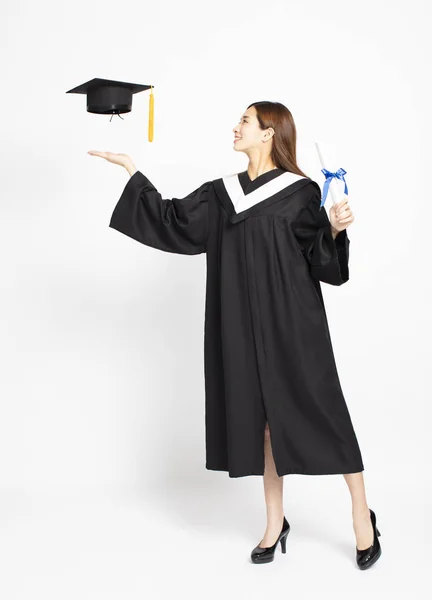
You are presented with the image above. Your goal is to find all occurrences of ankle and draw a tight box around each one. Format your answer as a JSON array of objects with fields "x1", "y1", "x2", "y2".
[
  {"x1": 352, "y1": 506, "x2": 370, "y2": 520},
  {"x1": 266, "y1": 514, "x2": 284, "y2": 528}
]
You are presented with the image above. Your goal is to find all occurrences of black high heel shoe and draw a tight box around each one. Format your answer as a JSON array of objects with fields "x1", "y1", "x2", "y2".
[
  {"x1": 251, "y1": 516, "x2": 291, "y2": 564},
  {"x1": 356, "y1": 508, "x2": 382, "y2": 570}
]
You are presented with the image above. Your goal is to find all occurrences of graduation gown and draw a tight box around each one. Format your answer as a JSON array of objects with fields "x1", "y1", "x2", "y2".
[{"x1": 109, "y1": 167, "x2": 364, "y2": 478}]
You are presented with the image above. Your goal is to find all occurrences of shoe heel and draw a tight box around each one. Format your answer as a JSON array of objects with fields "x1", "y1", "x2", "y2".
[{"x1": 280, "y1": 534, "x2": 287, "y2": 554}]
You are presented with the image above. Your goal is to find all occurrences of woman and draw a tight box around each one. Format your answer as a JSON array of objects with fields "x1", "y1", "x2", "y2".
[{"x1": 88, "y1": 101, "x2": 382, "y2": 570}]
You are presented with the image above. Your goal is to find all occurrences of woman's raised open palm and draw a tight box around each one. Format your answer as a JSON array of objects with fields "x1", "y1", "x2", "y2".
[{"x1": 87, "y1": 150, "x2": 131, "y2": 168}]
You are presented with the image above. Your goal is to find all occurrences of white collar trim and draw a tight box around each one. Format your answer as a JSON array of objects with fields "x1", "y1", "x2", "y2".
[{"x1": 222, "y1": 171, "x2": 307, "y2": 214}]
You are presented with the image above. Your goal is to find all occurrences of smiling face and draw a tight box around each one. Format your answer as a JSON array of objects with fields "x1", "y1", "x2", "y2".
[{"x1": 232, "y1": 106, "x2": 275, "y2": 153}]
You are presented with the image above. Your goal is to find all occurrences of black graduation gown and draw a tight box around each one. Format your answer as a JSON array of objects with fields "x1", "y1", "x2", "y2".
[{"x1": 109, "y1": 167, "x2": 364, "y2": 478}]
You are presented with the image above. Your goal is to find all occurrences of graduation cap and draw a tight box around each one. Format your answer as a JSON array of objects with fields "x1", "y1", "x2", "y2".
[{"x1": 66, "y1": 77, "x2": 155, "y2": 141}]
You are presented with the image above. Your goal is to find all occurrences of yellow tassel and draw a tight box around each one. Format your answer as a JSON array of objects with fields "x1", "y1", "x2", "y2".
[{"x1": 148, "y1": 85, "x2": 154, "y2": 142}]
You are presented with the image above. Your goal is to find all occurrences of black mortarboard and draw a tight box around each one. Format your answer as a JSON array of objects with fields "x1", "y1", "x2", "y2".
[{"x1": 66, "y1": 77, "x2": 155, "y2": 141}]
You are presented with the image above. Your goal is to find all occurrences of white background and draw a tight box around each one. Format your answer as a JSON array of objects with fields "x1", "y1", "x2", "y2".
[{"x1": 1, "y1": 0, "x2": 430, "y2": 597}]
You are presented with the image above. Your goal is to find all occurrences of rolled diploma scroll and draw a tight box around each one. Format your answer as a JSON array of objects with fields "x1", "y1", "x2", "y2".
[{"x1": 314, "y1": 142, "x2": 347, "y2": 206}]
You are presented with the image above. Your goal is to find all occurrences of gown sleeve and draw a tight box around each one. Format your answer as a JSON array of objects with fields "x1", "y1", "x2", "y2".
[
  {"x1": 109, "y1": 170, "x2": 211, "y2": 255},
  {"x1": 291, "y1": 183, "x2": 350, "y2": 286}
]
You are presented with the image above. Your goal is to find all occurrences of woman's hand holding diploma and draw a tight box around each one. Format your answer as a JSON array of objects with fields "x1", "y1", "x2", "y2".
[
  {"x1": 314, "y1": 142, "x2": 354, "y2": 239},
  {"x1": 87, "y1": 150, "x2": 138, "y2": 177},
  {"x1": 329, "y1": 194, "x2": 354, "y2": 237}
]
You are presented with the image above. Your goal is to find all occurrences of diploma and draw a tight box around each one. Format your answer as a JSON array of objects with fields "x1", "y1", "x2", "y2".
[{"x1": 314, "y1": 142, "x2": 348, "y2": 209}]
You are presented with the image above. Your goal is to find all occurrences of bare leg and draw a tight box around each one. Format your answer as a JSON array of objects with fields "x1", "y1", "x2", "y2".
[
  {"x1": 344, "y1": 472, "x2": 375, "y2": 550},
  {"x1": 259, "y1": 421, "x2": 285, "y2": 547}
]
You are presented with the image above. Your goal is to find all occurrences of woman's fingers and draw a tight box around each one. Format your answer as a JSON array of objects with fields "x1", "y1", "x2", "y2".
[
  {"x1": 88, "y1": 150, "x2": 116, "y2": 162},
  {"x1": 339, "y1": 214, "x2": 355, "y2": 224},
  {"x1": 335, "y1": 196, "x2": 352, "y2": 219},
  {"x1": 337, "y1": 207, "x2": 350, "y2": 218},
  {"x1": 330, "y1": 194, "x2": 354, "y2": 230},
  {"x1": 335, "y1": 196, "x2": 349, "y2": 214},
  {"x1": 336, "y1": 207, "x2": 353, "y2": 222},
  {"x1": 87, "y1": 150, "x2": 130, "y2": 167}
]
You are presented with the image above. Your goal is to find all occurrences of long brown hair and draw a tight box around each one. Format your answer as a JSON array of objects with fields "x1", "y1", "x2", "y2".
[{"x1": 247, "y1": 101, "x2": 308, "y2": 178}]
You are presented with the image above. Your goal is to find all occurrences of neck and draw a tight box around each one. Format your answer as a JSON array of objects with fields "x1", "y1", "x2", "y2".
[{"x1": 247, "y1": 157, "x2": 277, "y2": 181}]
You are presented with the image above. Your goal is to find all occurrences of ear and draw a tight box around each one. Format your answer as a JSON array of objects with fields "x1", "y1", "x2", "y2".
[{"x1": 263, "y1": 128, "x2": 275, "y2": 143}]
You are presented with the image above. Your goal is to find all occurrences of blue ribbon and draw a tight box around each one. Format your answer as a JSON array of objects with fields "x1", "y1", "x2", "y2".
[{"x1": 320, "y1": 167, "x2": 348, "y2": 210}]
